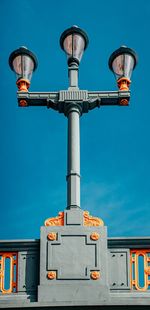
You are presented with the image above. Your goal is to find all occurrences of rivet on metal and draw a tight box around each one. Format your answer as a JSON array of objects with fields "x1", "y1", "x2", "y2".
[
  {"x1": 47, "y1": 271, "x2": 56, "y2": 280},
  {"x1": 19, "y1": 100, "x2": 28, "y2": 107},
  {"x1": 120, "y1": 98, "x2": 129, "y2": 106},
  {"x1": 90, "y1": 271, "x2": 100, "y2": 280},
  {"x1": 47, "y1": 232, "x2": 57, "y2": 241},
  {"x1": 90, "y1": 232, "x2": 100, "y2": 241}
]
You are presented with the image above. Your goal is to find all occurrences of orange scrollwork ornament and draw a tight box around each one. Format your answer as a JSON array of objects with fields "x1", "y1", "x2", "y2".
[
  {"x1": 83, "y1": 211, "x2": 104, "y2": 227},
  {"x1": 44, "y1": 210, "x2": 104, "y2": 227},
  {"x1": 45, "y1": 212, "x2": 64, "y2": 226}
]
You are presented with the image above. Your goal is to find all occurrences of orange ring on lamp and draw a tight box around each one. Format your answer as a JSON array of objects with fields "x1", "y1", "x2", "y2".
[
  {"x1": 117, "y1": 77, "x2": 131, "y2": 91},
  {"x1": 16, "y1": 78, "x2": 30, "y2": 92}
]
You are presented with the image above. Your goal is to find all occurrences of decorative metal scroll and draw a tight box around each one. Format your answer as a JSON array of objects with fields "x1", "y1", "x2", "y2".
[
  {"x1": 130, "y1": 249, "x2": 150, "y2": 291},
  {"x1": 45, "y1": 211, "x2": 104, "y2": 226},
  {"x1": 83, "y1": 211, "x2": 104, "y2": 226},
  {"x1": 45, "y1": 212, "x2": 64, "y2": 226},
  {"x1": 0, "y1": 253, "x2": 17, "y2": 294}
]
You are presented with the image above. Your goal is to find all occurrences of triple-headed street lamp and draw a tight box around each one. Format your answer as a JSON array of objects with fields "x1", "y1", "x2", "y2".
[{"x1": 9, "y1": 26, "x2": 138, "y2": 211}]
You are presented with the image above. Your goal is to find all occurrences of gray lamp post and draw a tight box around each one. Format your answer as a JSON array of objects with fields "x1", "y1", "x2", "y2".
[
  {"x1": 9, "y1": 26, "x2": 138, "y2": 211},
  {"x1": 7, "y1": 26, "x2": 140, "y2": 306}
]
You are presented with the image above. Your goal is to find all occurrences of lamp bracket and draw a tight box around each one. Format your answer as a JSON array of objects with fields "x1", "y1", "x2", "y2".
[{"x1": 17, "y1": 90, "x2": 130, "y2": 112}]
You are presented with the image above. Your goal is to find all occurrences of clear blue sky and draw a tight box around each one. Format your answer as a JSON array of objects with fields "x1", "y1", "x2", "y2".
[{"x1": 0, "y1": 0, "x2": 149, "y2": 239}]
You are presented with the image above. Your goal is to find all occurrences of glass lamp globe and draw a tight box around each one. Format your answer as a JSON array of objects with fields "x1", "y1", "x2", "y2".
[
  {"x1": 60, "y1": 25, "x2": 89, "y2": 65},
  {"x1": 109, "y1": 46, "x2": 138, "y2": 91},
  {"x1": 9, "y1": 46, "x2": 38, "y2": 91}
]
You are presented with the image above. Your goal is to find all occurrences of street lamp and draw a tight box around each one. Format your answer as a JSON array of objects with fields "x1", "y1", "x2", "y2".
[
  {"x1": 9, "y1": 26, "x2": 138, "y2": 213},
  {"x1": 60, "y1": 26, "x2": 89, "y2": 89},
  {"x1": 9, "y1": 46, "x2": 38, "y2": 93},
  {"x1": 109, "y1": 45, "x2": 138, "y2": 91},
  {"x1": 60, "y1": 25, "x2": 89, "y2": 65}
]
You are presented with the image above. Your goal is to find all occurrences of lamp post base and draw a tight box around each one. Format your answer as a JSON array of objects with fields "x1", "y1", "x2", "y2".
[{"x1": 38, "y1": 222, "x2": 109, "y2": 303}]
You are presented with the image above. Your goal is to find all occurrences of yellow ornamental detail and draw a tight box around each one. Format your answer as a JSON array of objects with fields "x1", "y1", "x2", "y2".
[
  {"x1": 45, "y1": 212, "x2": 64, "y2": 226},
  {"x1": 83, "y1": 211, "x2": 104, "y2": 226},
  {"x1": 44, "y1": 211, "x2": 104, "y2": 227}
]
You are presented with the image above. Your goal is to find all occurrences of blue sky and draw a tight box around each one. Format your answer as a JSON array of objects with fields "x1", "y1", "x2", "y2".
[{"x1": 0, "y1": 0, "x2": 150, "y2": 239}]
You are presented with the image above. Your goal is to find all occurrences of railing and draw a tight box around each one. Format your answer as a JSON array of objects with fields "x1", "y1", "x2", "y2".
[
  {"x1": 0, "y1": 252, "x2": 17, "y2": 294},
  {"x1": 108, "y1": 237, "x2": 150, "y2": 292},
  {"x1": 0, "y1": 238, "x2": 150, "y2": 299},
  {"x1": 0, "y1": 240, "x2": 40, "y2": 301},
  {"x1": 130, "y1": 249, "x2": 150, "y2": 291}
]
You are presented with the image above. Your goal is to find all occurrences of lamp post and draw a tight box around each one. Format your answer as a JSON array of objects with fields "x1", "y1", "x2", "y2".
[
  {"x1": 8, "y1": 26, "x2": 139, "y2": 305},
  {"x1": 9, "y1": 26, "x2": 138, "y2": 211}
]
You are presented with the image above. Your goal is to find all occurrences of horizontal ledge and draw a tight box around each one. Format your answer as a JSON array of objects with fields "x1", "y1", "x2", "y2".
[
  {"x1": 0, "y1": 239, "x2": 40, "y2": 251},
  {"x1": 0, "y1": 237, "x2": 150, "y2": 250},
  {"x1": 108, "y1": 237, "x2": 150, "y2": 248},
  {"x1": 0, "y1": 296, "x2": 150, "y2": 308}
]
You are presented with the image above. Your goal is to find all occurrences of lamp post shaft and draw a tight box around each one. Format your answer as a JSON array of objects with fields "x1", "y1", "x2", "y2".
[
  {"x1": 67, "y1": 105, "x2": 81, "y2": 209},
  {"x1": 17, "y1": 89, "x2": 131, "y2": 211},
  {"x1": 68, "y1": 62, "x2": 79, "y2": 88}
]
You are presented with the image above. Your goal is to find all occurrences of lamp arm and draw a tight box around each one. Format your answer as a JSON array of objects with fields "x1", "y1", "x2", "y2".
[{"x1": 17, "y1": 90, "x2": 130, "y2": 110}]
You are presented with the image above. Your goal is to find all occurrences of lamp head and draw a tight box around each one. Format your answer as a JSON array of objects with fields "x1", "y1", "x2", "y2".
[
  {"x1": 108, "y1": 46, "x2": 138, "y2": 91},
  {"x1": 60, "y1": 25, "x2": 89, "y2": 66},
  {"x1": 9, "y1": 46, "x2": 38, "y2": 91}
]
